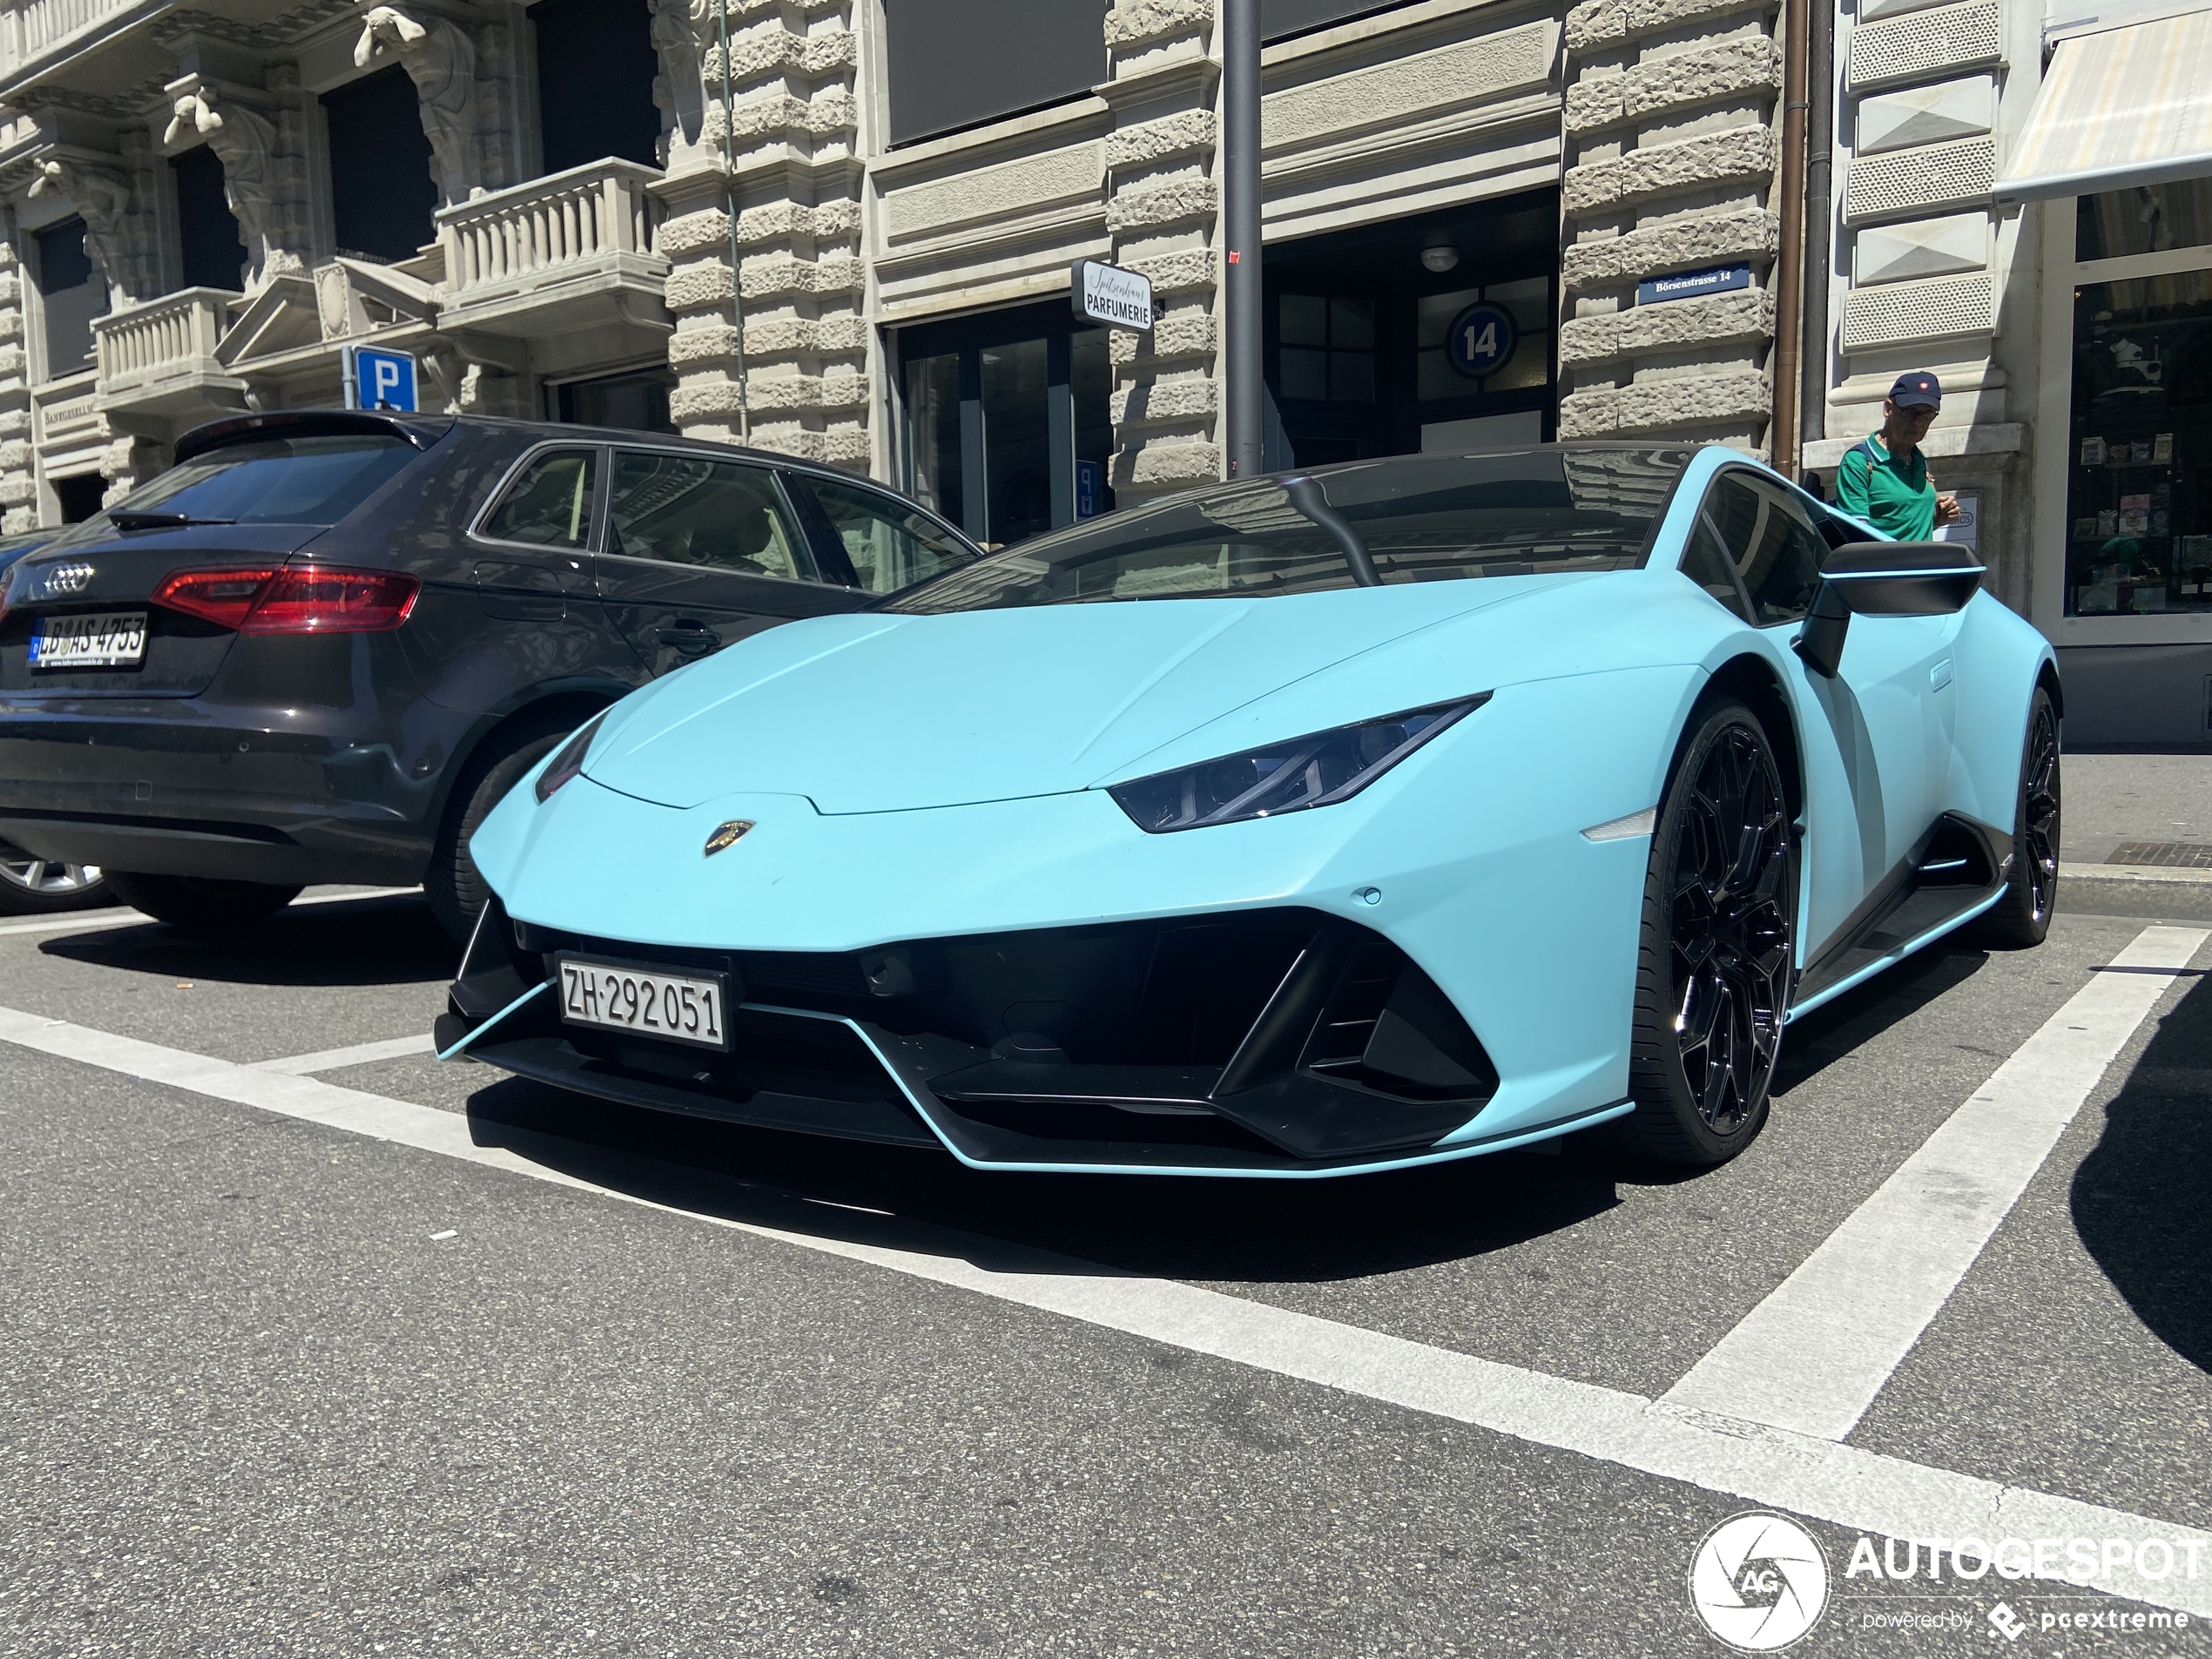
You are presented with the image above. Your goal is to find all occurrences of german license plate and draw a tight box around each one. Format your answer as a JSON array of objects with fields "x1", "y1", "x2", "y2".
[
  {"x1": 29, "y1": 611, "x2": 147, "y2": 669},
  {"x1": 556, "y1": 955, "x2": 728, "y2": 1050}
]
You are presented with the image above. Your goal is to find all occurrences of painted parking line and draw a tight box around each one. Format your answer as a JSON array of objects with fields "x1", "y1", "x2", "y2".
[
  {"x1": 0, "y1": 1002, "x2": 2208, "y2": 1618},
  {"x1": 1666, "y1": 924, "x2": 2209, "y2": 1441},
  {"x1": 0, "y1": 887, "x2": 425, "y2": 941},
  {"x1": 253, "y1": 1033, "x2": 437, "y2": 1075}
]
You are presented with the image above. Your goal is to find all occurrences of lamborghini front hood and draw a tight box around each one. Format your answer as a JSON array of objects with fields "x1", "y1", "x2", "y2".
[{"x1": 582, "y1": 578, "x2": 1573, "y2": 814}]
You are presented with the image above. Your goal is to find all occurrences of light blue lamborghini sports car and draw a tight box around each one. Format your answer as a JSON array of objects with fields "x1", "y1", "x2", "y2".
[{"x1": 436, "y1": 444, "x2": 2060, "y2": 1177}]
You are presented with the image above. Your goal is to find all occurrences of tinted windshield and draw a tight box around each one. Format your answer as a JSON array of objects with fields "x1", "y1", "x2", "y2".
[
  {"x1": 889, "y1": 448, "x2": 1690, "y2": 613},
  {"x1": 50, "y1": 434, "x2": 420, "y2": 544}
]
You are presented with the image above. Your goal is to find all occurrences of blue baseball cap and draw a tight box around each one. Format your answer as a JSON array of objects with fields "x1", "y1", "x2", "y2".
[{"x1": 1889, "y1": 370, "x2": 1942, "y2": 409}]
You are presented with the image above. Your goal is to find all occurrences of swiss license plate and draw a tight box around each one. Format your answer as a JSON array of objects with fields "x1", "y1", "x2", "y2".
[
  {"x1": 556, "y1": 955, "x2": 728, "y2": 1051},
  {"x1": 29, "y1": 611, "x2": 147, "y2": 670}
]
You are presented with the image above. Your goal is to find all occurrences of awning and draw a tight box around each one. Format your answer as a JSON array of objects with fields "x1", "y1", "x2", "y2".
[{"x1": 1996, "y1": 9, "x2": 2212, "y2": 203}]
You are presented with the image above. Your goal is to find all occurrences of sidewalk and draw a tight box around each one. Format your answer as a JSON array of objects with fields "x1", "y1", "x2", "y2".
[{"x1": 2060, "y1": 752, "x2": 2212, "y2": 921}]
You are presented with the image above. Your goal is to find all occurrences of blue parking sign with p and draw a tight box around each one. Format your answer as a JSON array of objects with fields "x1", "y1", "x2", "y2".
[{"x1": 347, "y1": 345, "x2": 418, "y2": 413}]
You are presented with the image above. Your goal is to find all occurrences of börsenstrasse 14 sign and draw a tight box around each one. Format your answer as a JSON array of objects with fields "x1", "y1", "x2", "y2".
[{"x1": 1072, "y1": 260, "x2": 1156, "y2": 330}]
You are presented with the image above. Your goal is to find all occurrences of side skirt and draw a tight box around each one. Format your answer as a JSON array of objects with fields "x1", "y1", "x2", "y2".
[{"x1": 1787, "y1": 813, "x2": 2011, "y2": 1021}]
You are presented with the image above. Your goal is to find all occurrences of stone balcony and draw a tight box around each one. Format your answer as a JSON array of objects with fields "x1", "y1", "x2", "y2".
[
  {"x1": 0, "y1": 0, "x2": 138, "y2": 76},
  {"x1": 433, "y1": 156, "x2": 670, "y2": 337},
  {"x1": 92, "y1": 287, "x2": 248, "y2": 417}
]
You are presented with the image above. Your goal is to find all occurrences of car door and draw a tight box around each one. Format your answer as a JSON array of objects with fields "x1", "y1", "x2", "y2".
[
  {"x1": 468, "y1": 443, "x2": 604, "y2": 621},
  {"x1": 1695, "y1": 469, "x2": 1954, "y2": 961},
  {"x1": 596, "y1": 448, "x2": 868, "y2": 678}
]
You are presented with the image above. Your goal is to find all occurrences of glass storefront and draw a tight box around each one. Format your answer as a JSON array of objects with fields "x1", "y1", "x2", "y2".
[
  {"x1": 2063, "y1": 272, "x2": 2212, "y2": 617},
  {"x1": 899, "y1": 300, "x2": 1112, "y2": 547}
]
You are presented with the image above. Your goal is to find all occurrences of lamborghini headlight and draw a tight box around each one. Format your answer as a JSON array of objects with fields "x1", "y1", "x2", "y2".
[
  {"x1": 1107, "y1": 695, "x2": 1487, "y2": 833},
  {"x1": 534, "y1": 713, "x2": 607, "y2": 803}
]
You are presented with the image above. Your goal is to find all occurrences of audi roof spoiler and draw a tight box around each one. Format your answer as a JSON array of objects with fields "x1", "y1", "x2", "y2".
[{"x1": 174, "y1": 408, "x2": 455, "y2": 464}]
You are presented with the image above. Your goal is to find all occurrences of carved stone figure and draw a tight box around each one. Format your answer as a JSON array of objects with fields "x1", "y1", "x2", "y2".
[
  {"x1": 354, "y1": 3, "x2": 479, "y2": 206},
  {"x1": 28, "y1": 160, "x2": 135, "y2": 292},
  {"x1": 164, "y1": 88, "x2": 298, "y2": 288},
  {"x1": 649, "y1": 0, "x2": 703, "y2": 151}
]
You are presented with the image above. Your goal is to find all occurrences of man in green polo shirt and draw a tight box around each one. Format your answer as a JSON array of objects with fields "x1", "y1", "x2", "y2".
[{"x1": 1833, "y1": 370, "x2": 1961, "y2": 540}]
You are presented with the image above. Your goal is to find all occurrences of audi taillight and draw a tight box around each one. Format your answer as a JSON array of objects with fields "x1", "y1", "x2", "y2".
[{"x1": 152, "y1": 565, "x2": 420, "y2": 633}]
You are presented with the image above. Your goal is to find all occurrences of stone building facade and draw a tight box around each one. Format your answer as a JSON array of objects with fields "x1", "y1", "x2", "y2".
[{"x1": 0, "y1": 0, "x2": 1814, "y2": 541}]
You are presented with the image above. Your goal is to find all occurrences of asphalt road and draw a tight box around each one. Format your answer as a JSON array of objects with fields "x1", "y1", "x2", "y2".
[{"x1": 3, "y1": 873, "x2": 2209, "y2": 1657}]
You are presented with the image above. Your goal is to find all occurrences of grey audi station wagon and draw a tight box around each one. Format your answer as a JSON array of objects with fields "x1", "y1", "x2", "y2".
[{"x1": 0, "y1": 410, "x2": 978, "y2": 939}]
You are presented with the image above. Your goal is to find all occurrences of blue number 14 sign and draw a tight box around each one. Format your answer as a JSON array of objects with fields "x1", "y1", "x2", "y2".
[
  {"x1": 346, "y1": 344, "x2": 419, "y2": 412},
  {"x1": 1447, "y1": 302, "x2": 1518, "y2": 381}
]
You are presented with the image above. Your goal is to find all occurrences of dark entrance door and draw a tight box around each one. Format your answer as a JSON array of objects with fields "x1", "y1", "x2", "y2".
[
  {"x1": 898, "y1": 300, "x2": 1114, "y2": 545},
  {"x1": 1264, "y1": 188, "x2": 1559, "y2": 467}
]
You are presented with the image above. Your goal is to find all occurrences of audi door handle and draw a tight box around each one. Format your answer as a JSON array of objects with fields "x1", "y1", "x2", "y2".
[{"x1": 656, "y1": 624, "x2": 722, "y2": 656}]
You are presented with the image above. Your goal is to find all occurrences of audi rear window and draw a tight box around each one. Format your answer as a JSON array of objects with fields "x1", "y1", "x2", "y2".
[{"x1": 47, "y1": 434, "x2": 420, "y2": 544}]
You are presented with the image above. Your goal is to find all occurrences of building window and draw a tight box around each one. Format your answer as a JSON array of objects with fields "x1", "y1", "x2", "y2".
[
  {"x1": 884, "y1": 0, "x2": 1107, "y2": 146},
  {"x1": 172, "y1": 146, "x2": 247, "y2": 291},
  {"x1": 1278, "y1": 295, "x2": 1376, "y2": 403},
  {"x1": 1414, "y1": 278, "x2": 1551, "y2": 401},
  {"x1": 52, "y1": 474, "x2": 106, "y2": 523},
  {"x1": 556, "y1": 368, "x2": 676, "y2": 432},
  {"x1": 323, "y1": 67, "x2": 438, "y2": 262},
  {"x1": 532, "y1": 0, "x2": 660, "y2": 172},
  {"x1": 33, "y1": 217, "x2": 105, "y2": 381},
  {"x1": 2063, "y1": 271, "x2": 2212, "y2": 617},
  {"x1": 2076, "y1": 178, "x2": 2212, "y2": 262}
]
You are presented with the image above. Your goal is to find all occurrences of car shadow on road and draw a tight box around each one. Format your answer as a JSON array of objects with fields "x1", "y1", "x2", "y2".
[
  {"x1": 38, "y1": 893, "x2": 456, "y2": 988},
  {"x1": 2071, "y1": 971, "x2": 2212, "y2": 1375},
  {"x1": 459, "y1": 1076, "x2": 1624, "y2": 1285}
]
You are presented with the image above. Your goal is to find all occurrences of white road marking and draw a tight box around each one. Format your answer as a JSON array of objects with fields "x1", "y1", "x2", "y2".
[
  {"x1": 0, "y1": 887, "x2": 423, "y2": 941},
  {"x1": 0, "y1": 1002, "x2": 2207, "y2": 1618},
  {"x1": 253, "y1": 1033, "x2": 437, "y2": 1075},
  {"x1": 1667, "y1": 924, "x2": 2209, "y2": 1441}
]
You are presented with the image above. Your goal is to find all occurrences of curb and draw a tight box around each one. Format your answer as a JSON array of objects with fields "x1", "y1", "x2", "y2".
[{"x1": 2060, "y1": 861, "x2": 2212, "y2": 921}]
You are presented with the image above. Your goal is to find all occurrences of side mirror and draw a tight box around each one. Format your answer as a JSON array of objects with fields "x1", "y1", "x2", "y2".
[{"x1": 1794, "y1": 541, "x2": 1983, "y2": 678}]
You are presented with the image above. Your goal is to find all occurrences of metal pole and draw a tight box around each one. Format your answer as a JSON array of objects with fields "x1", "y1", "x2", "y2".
[
  {"x1": 1797, "y1": 0, "x2": 1836, "y2": 458},
  {"x1": 1770, "y1": 0, "x2": 1810, "y2": 475},
  {"x1": 1222, "y1": 0, "x2": 1262, "y2": 479},
  {"x1": 718, "y1": 0, "x2": 750, "y2": 442}
]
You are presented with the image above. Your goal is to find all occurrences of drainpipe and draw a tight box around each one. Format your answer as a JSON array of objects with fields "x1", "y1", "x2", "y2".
[
  {"x1": 1797, "y1": 0, "x2": 1835, "y2": 463},
  {"x1": 1770, "y1": 0, "x2": 1811, "y2": 475},
  {"x1": 718, "y1": 0, "x2": 750, "y2": 441},
  {"x1": 1222, "y1": 0, "x2": 1263, "y2": 480}
]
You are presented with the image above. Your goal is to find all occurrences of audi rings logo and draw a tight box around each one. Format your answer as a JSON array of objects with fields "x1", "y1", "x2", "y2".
[
  {"x1": 38, "y1": 562, "x2": 95, "y2": 597},
  {"x1": 1689, "y1": 1513, "x2": 1831, "y2": 1650}
]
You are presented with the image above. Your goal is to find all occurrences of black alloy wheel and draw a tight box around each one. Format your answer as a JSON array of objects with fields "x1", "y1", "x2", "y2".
[
  {"x1": 1975, "y1": 685, "x2": 2060, "y2": 949},
  {"x1": 1614, "y1": 699, "x2": 1796, "y2": 1166}
]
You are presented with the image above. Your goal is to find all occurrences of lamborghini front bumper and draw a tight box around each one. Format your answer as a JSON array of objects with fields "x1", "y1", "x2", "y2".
[{"x1": 436, "y1": 894, "x2": 1629, "y2": 1176}]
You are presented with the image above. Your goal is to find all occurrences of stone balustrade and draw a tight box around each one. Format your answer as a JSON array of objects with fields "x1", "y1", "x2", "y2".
[
  {"x1": 92, "y1": 289, "x2": 239, "y2": 388},
  {"x1": 436, "y1": 158, "x2": 663, "y2": 307},
  {"x1": 1, "y1": 0, "x2": 134, "y2": 67}
]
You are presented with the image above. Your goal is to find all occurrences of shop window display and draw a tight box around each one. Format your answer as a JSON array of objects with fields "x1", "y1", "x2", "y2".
[{"x1": 2064, "y1": 270, "x2": 2212, "y2": 616}]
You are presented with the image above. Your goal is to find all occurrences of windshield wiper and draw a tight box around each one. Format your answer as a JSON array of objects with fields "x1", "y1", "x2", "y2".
[
  {"x1": 1281, "y1": 476, "x2": 1380, "y2": 587},
  {"x1": 108, "y1": 510, "x2": 238, "y2": 532}
]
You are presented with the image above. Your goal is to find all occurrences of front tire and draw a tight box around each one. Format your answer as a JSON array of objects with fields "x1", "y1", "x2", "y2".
[
  {"x1": 105, "y1": 872, "x2": 302, "y2": 933},
  {"x1": 1613, "y1": 699, "x2": 1797, "y2": 1168},
  {"x1": 1973, "y1": 685, "x2": 2060, "y2": 949}
]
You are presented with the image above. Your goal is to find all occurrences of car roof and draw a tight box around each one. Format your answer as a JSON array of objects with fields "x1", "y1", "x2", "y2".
[{"x1": 171, "y1": 409, "x2": 880, "y2": 487}]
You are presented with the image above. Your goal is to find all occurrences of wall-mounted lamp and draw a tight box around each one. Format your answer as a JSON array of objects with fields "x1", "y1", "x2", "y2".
[{"x1": 1420, "y1": 246, "x2": 1460, "y2": 273}]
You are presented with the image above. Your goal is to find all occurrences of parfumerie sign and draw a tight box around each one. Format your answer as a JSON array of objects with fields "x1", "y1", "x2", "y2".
[{"x1": 1071, "y1": 260, "x2": 1157, "y2": 330}]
